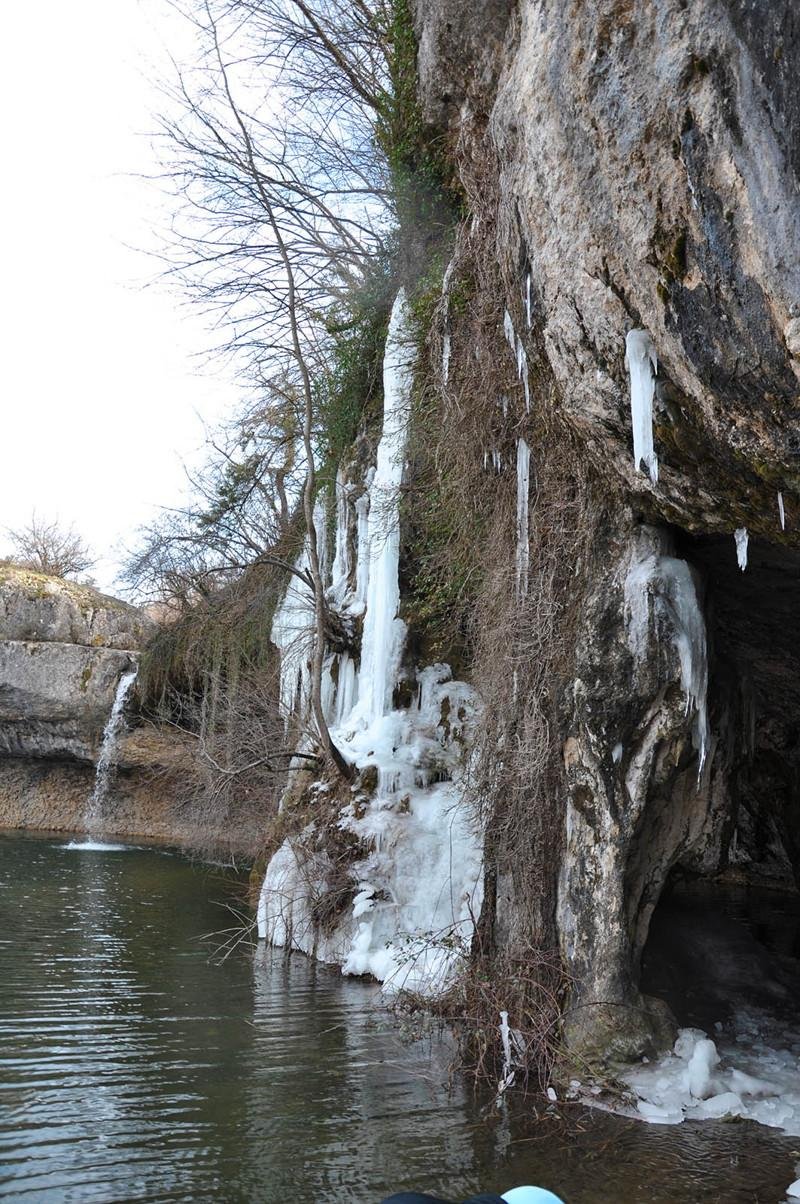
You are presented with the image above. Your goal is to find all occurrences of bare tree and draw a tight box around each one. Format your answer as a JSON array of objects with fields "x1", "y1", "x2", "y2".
[
  {"x1": 6, "y1": 514, "x2": 97, "y2": 581},
  {"x1": 130, "y1": 0, "x2": 397, "y2": 780}
]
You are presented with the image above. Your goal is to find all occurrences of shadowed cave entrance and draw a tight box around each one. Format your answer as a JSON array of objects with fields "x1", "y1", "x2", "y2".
[{"x1": 638, "y1": 532, "x2": 800, "y2": 1035}]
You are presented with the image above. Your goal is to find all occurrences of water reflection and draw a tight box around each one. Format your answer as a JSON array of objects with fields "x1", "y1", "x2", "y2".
[{"x1": 0, "y1": 833, "x2": 797, "y2": 1203}]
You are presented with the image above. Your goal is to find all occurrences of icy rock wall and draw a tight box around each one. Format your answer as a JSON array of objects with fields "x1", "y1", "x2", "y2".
[
  {"x1": 258, "y1": 292, "x2": 483, "y2": 997},
  {"x1": 557, "y1": 526, "x2": 720, "y2": 1060}
]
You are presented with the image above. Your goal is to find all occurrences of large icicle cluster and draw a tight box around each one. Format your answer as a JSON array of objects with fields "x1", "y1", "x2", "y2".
[
  {"x1": 624, "y1": 535, "x2": 709, "y2": 769},
  {"x1": 258, "y1": 290, "x2": 483, "y2": 998},
  {"x1": 625, "y1": 328, "x2": 659, "y2": 485}
]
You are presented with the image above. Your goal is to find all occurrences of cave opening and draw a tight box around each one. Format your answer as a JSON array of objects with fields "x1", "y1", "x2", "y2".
[
  {"x1": 639, "y1": 529, "x2": 800, "y2": 1033},
  {"x1": 623, "y1": 531, "x2": 800, "y2": 1127}
]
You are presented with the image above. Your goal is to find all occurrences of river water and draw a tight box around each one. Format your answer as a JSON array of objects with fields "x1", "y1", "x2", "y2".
[{"x1": 1, "y1": 832, "x2": 798, "y2": 1203}]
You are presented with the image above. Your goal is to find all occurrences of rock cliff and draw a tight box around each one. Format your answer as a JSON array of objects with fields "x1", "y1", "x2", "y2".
[
  {"x1": 0, "y1": 566, "x2": 151, "y2": 761},
  {"x1": 408, "y1": 0, "x2": 800, "y2": 1061},
  {"x1": 255, "y1": 0, "x2": 800, "y2": 1077}
]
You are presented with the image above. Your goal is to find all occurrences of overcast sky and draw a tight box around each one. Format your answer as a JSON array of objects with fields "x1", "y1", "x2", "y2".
[{"x1": 0, "y1": 1, "x2": 235, "y2": 594}]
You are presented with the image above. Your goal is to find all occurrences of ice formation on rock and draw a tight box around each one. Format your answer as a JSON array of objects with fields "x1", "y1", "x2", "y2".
[
  {"x1": 735, "y1": 527, "x2": 749, "y2": 571},
  {"x1": 779, "y1": 491, "x2": 786, "y2": 530},
  {"x1": 503, "y1": 309, "x2": 516, "y2": 350},
  {"x1": 353, "y1": 290, "x2": 413, "y2": 725},
  {"x1": 621, "y1": 1019, "x2": 800, "y2": 1136},
  {"x1": 625, "y1": 329, "x2": 659, "y2": 485},
  {"x1": 258, "y1": 291, "x2": 483, "y2": 998},
  {"x1": 624, "y1": 538, "x2": 709, "y2": 768}
]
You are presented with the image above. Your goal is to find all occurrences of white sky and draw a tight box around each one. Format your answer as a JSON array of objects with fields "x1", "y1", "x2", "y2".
[{"x1": 0, "y1": 1, "x2": 235, "y2": 594}]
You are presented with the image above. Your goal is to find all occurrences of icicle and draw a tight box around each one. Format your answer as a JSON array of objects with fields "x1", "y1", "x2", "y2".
[
  {"x1": 516, "y1": 438, "x2": 530, "y2": 596},
  {"x1": 334, "y1": 653, "x2": 359, "y2": 726},
  {"x1": 520, "y1": 356, "x2": 530, "y2": 412},
  {"x1": 734, "y1": 527, "x2": 748, "y2": 571},
  {"x1": 442, "y1": 332, "x2": 451, "y2": 384},
  {"x1": 778, "y1": 492, "x2": 785, "y2": 530},
  {"x1": 498, "y1": 1010, "x2": 515, "y2": 1096},
  {"x1": 503, "y1": 309, "x2": 516, "y2": 351},
  {"x1": 516, "y1": 337, "x2": 531, "y2": 411},
  {"x1": 525, "y1": 273, "x2": 532, "y2": 328},
  {"x1": 625, "y1": 329, "x2": 659, "y2": 485}
]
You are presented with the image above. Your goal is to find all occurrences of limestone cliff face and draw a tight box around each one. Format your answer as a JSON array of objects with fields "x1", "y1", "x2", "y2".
[
  {"x1": 0, "y1": 567, "x2": 152, "y2": 762},
  {"x1": 411, "y1": 0, "x2": 800, "y2": 1060}
]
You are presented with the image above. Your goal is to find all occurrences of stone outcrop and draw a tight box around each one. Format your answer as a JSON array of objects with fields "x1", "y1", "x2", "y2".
[
  {"x1": 0, "y1": 566, "x2": 153, "y2": 762},
  {"x1": 410, "y1": 0, "x2": 800, "y2": 1062}
]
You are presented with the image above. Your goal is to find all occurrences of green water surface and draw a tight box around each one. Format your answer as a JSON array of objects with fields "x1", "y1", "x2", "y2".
[{"x1": 0, "y1": 833, "x2": 797, "y2": 1203}]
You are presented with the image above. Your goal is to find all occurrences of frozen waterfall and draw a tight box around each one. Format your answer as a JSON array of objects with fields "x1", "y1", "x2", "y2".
[
  {"x1": 352, "y1": 289, "x2": 414, "y2": 725},
  {"x1": 271, "y1": 499, "x2": 328, "y2": 726},
  {"x1": 258, "y1": 289, "x2": 483, "y2": 997}
]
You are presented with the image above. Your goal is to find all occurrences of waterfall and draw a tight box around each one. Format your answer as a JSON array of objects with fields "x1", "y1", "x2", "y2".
[{"x1": 85, "y1": 667, "x2": 138, "y2": 829}]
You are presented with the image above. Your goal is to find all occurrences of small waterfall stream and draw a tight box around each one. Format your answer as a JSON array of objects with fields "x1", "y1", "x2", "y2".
[{"x1": 84, "y1": 667, "x2": 138, "y2": 831}]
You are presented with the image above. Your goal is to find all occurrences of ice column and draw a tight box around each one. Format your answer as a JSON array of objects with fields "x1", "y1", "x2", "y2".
[
  {"x1": 625, "y1": 329, "x2": 659, "y2": 485},
  {"x1": 355, "y1": 290, "x2": 414, "y2": 724}
]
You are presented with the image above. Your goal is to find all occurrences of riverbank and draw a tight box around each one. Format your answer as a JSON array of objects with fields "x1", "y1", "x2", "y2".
[{"x1": 0, "y1": 725, "x2": 261, "y2": 857}]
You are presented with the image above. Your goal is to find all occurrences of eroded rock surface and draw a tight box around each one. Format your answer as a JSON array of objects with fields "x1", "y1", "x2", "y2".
[{"x1": 413, "y1": 0, "x2": 800, "y2": 1062}]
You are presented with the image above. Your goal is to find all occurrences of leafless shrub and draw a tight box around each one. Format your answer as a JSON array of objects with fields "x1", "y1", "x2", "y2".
[
  {"x1": 398, "y1": 127, "x2": 602, "y2": 1088},
  {"x1": 5, "y1": 514, "x2": 97, "y2": 581}
]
